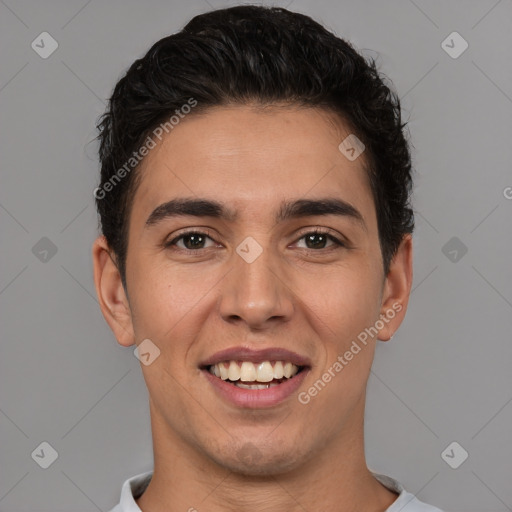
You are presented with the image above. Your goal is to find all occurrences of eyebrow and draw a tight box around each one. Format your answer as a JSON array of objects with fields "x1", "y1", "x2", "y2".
[{"x1": 145, "y1": 197, "x2": 367, "y2": 231}]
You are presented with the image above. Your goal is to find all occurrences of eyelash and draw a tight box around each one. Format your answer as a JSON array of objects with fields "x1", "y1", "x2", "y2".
[{"x1": 164, "y1": 228, "x2": 346, "y2": 255}]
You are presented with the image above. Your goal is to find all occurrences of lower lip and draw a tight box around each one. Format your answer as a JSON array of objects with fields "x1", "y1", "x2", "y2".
[{"x1": 202, "y1": 368, "x2": 309, "y2": 408}]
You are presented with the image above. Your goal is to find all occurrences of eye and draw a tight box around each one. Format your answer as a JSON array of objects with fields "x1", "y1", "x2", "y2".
[
  {"x1": 294, "y1": 229, "x2": 345, "y2": 251},
  {"x1": 165, "y1": 230, "x2": 217, "y2": 252},
  {"x1": 163, "y1": 228, "x2": 346, "y2": 254}
]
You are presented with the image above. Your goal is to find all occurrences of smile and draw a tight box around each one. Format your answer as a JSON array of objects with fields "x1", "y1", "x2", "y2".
[
  {"x1": 199, "y1": 347, "x2": 311, "y2": 408},
  {"x1": 208, "y1": 360, "x2": 302, "y2": 389}
]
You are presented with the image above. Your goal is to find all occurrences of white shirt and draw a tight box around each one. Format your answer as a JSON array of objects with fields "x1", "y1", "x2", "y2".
[{"x1": 108, "y1": 470, "x2": 443, "y2": 511}]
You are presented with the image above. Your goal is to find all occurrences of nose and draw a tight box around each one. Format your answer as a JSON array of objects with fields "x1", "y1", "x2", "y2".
[{"x1": 218, "y1": 243, "x2": 294, "y2": 330}]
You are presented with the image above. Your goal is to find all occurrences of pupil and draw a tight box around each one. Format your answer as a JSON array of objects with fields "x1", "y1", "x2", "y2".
[
  {"x1": 306, "y1": 233, "x2": 326, "y2": 249},
  {"x1": 185, "y1": 234, "x2": 204, "y2": 249},
  {"x1": 183, "y1": 233, "x2": 327, "y2": 250}
]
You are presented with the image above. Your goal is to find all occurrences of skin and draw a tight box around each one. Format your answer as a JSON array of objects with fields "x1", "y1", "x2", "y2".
[{"x1": 93, "y1": 105, "x2": 413, "y2": 512}]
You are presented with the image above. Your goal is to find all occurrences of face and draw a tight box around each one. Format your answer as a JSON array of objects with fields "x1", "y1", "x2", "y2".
[{"x1": 94, "y1": 105, "x2": 412, "y2": 476}]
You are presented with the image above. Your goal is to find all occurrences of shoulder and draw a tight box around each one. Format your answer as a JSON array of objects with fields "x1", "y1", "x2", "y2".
[
  {"x1": 388, "y1": 491, "x2": 444, "y2": 511},
  {"x1": 372, "y1": 473, "x2": 444, "y2": 512},
  {"x1": 107, "y1": 470, "x2": 153, "y2": 512}
]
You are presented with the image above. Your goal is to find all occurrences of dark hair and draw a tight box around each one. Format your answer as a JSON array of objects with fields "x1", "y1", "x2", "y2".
[{"x1": 96, "y1": 5, "x2": 414, "y2": 287}]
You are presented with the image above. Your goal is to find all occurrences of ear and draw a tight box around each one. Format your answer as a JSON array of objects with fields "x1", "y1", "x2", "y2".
[
  {"x1": 92, "y1": 235, "x2": 135, "y2": 346},
  {"x1": 377, "y1": 234, "x2": 413, "y2": 341}
]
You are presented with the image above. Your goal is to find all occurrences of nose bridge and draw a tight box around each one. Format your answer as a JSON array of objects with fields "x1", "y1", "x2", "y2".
[{"x1": 218, "y1": 236, "x2": 293, "y2": 327}]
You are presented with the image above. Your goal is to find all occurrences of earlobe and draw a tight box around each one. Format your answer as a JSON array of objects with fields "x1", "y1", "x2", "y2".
[
  {"x1": 92, "y1": 236, "x2": 135, "y2": 346},
  {"x1": 377, "y1": 234, "x2": 413, "y2": 342}
]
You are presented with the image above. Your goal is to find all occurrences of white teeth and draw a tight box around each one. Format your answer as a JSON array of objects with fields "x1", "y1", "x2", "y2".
[
  {"x1": 273, "y1": 361, "x2": 284, "y2": 379},
  {"x1": 235, "y1": 382, "x2": 281, "y2": 389},
  {"x1": 228, "y1": 361, "x2": 241, "y2": 381},
  {"x1": 256, "y1": 361, "x2": 274, "y2": 382},
  {"x1": 236, "y1": 382, "x2": 269, "y2": 390},
  {"x1": 210, "y1": 360, "x2": 301, "y2": 383},
  {"x1": 219, "y1": 363, "x2": 229, "y2": 380},
  {"x1": 240, "y1": 361, "x2": 257, "y2": 382},
  {"x1": 283, "y1": 362, "x2": 294, "y2": 378}
]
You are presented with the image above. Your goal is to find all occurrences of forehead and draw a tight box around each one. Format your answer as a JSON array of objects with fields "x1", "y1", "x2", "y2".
[{"x1": 132, "y1": 105, "x2": 375, "y2": 229}]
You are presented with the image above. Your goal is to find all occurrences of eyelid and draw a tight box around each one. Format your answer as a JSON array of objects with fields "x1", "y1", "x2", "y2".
[
  {"x1": 292, "y1": 228, "x2": 346, "y2": 250},
  {"x1": 293, "y1": 226, "x2": 346, "y2": 243},
  {"x1": 165, "y1": 228, "x2": 217, "y2": 247}
]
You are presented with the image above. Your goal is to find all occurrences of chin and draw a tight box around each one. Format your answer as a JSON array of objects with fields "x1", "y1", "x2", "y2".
[{"x1": 212, "y1": 441, "x2": 305, "y2": 476}]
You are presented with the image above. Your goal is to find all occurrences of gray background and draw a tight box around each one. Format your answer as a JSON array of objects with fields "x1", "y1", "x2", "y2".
[{"x1": 1, "y1": 0, "x2": 511, "y2": 510}]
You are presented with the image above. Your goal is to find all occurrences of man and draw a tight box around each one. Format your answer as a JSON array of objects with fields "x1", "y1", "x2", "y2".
[{"x1": 93, "y1": 5, "x2": 443, "y2": 511}]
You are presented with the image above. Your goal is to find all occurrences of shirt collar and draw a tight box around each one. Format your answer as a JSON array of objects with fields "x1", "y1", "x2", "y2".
[
  {"x1": 118, "y1": 470, "x2": 152, "y2": 512},
  {"x1": 116, "y1": 470, "x2": 425, "y2": 512}
]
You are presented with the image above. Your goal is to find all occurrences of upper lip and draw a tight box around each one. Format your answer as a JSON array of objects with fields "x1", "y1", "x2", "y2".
[{"x1": 199, "y1": 347, "x2": 311, "y2": 368}]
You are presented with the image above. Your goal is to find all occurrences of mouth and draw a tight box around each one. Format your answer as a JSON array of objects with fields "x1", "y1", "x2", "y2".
[
  {"x1": 199, "y1": 348, "x2": 311, "y2": 408},
  {"x1": 205, "y1": 360, "x2": 306, "y2": 389}
]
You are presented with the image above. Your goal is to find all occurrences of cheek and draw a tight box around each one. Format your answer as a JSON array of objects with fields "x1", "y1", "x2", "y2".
[
  {"x1": 295, "y1": 263, "x2": 381, "y2": 342},
  {"x1": 128, "y1": 258, "x2": 218, "y2": 344}
]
